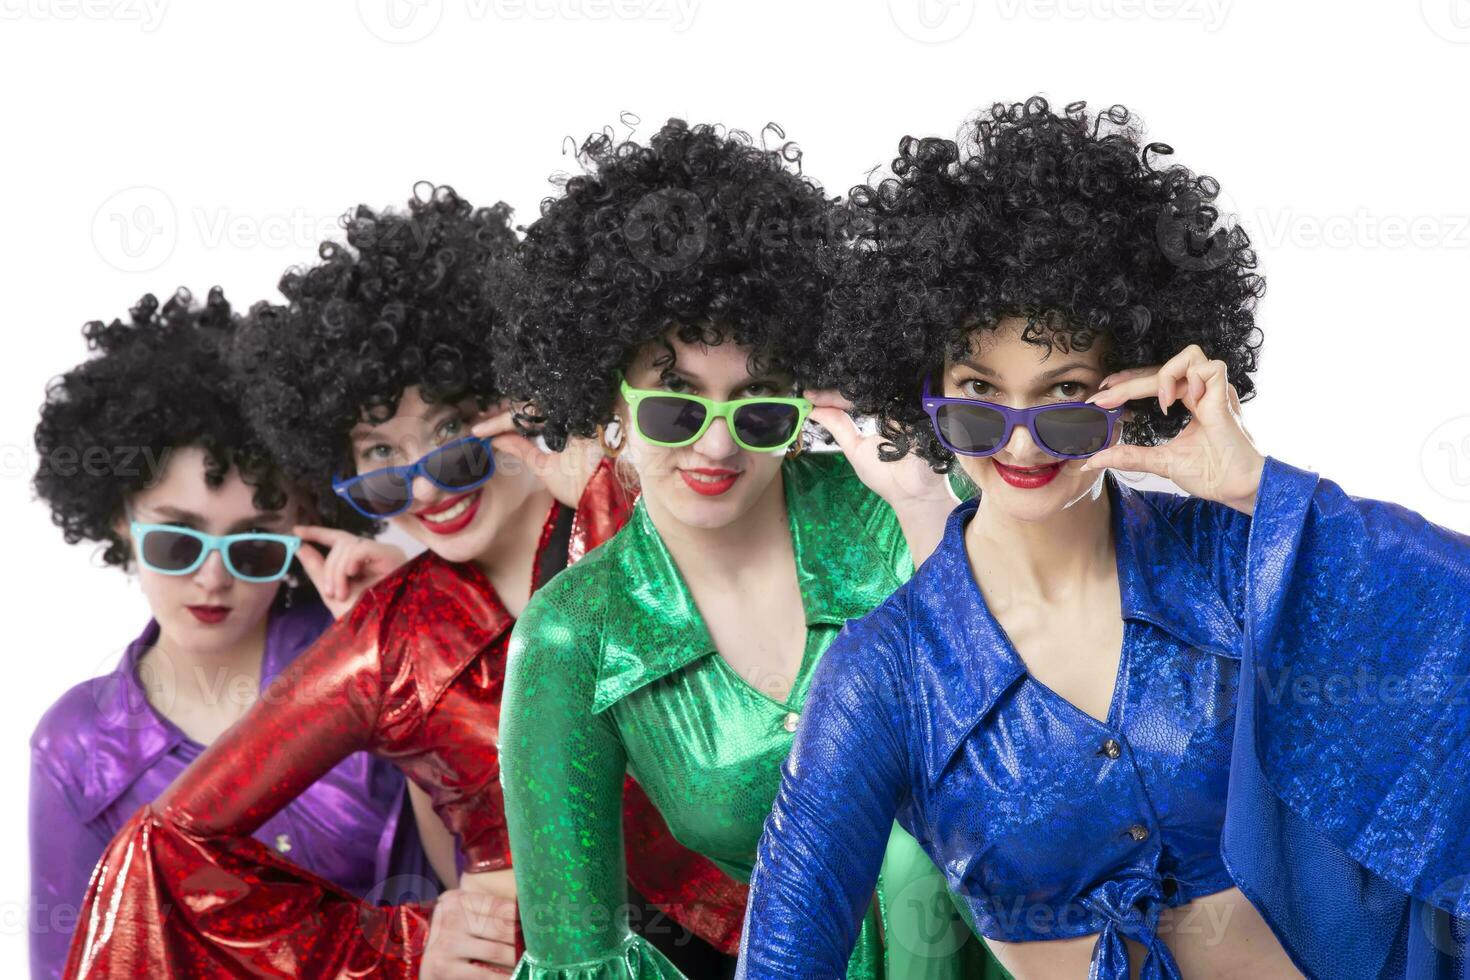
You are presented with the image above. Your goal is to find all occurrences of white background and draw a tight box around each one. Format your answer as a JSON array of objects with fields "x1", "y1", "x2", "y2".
[{"x1": 3, "y1": 0, "x2": 1470, "y2": 972}]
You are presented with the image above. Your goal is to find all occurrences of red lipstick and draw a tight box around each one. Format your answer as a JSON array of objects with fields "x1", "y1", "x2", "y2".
[
  {"x1": 187, "y1": 605, "x2": 231, "y2": 625},
  {"x1": 679, "y1": 468, "x2": 741, "y2": 497},
  {"x1": 414, "y1": 489, "x2": 482, "y2": 536},
  {"x1": 992, "y1": 459, "x2": 1064, "y2": 489}
]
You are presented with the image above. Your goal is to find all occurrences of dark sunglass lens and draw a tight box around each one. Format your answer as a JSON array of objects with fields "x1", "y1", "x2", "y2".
[
  {"x1": 636, "y1": 396, "x2": 707, "y2": 444},
  {"x1": 345, "y1": 469, "x2": 413, "y2": 517},
  {"x1": 934, "y1": 404, "x2": 1007, "y2": 455},
  {"x1": 141, "y1": 529, "x2": 204, "y2": 572},
  {"x1": 733, "y1": 402, "x2": 800, "y2": 449},
  {"x1": 227, "y1": 538, "x2": 291, "y2": 579},
  {"x1": 424, "y1": 439, "x2": 494, "y2": 490},
  {"x1": 1035, "y1": 407, "x2": 1112, "y2": 456}
]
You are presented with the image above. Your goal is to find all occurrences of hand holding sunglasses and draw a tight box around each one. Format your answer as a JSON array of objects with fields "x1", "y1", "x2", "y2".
[
  {"x1": 1077, "y1": 347, "x2": 1265, "y2": 514},
  {"x1": 130, "y1": 523, "x2": 302, "y2": 583},
  {"x1": 619, "y1": 377, "x2": 813, "y2": 452},
  {"x1": 332, "y1": 436, "x2": 496, "y2": 520}
]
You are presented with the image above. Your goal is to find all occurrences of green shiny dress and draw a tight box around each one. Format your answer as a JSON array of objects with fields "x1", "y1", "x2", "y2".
[{"x1": 501, "y1": 452, "x2": 994, "y2": 979}]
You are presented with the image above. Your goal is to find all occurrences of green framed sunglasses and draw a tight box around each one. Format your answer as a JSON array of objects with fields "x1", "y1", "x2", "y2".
[{"x1": 618, "y1": 378, "x2": 814, "y2": 453}]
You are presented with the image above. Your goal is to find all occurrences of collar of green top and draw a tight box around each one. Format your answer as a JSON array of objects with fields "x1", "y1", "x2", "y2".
[{"x1": 591, "y1": 452, "x2": 908, "y2": 713}]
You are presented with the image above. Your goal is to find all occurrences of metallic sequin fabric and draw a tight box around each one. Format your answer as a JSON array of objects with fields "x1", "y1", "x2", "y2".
[
  {"x1": 62, "y1": 459, "x2": 749, "y2": 977},
  {"x1": 737, "y1": 457, "x2": 1470, "y2": 979},
  {"x1": 501, "y1": 452, "x2": 979, "y2": 979}
]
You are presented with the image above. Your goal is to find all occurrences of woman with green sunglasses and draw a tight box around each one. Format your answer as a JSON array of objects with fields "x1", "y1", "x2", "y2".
[{"x1": 438, "y1": 119, "x2": 1009, "y2": 980}]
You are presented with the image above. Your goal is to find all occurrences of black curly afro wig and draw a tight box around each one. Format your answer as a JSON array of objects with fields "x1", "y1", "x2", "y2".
[
  {"x1": 33, "y1": 287, "x2": 310, "y2": 602},
  {"x1": 822, "y1": 96, "x2": 1266, "y2": 470},
  {"x1": 231, "y1": 183, "x2": 518, "y2": 533},
  {"x1": 496, "y1": 118, "x2": 841, "y2": 452}
]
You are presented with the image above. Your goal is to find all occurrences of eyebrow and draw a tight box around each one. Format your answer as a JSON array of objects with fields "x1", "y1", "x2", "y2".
[
  {"x1": 660, "y1": 366, "x2": 792, "y2": 390},
  {"x1": 954, "y1": 359, "x2": 1100, "y2": 383},
  {"x1": 350, "y1": 404, "x2": 457, "y2": 448},
  {"x1": 145, "y1": 506, "x2": 285, "y2": 531}
]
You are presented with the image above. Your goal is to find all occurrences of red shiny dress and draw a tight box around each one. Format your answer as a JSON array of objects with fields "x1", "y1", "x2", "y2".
[{"x1": 63, "y1": 459, "x2": 747, "y2": 978}]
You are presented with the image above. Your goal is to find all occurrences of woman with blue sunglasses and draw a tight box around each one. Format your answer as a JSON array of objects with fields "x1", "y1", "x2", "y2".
[
  {"x1": 738, "y1": 98, "x2": 1470, "y2": 979},
  {"x1": 29, "y1": 287, "x2": 429, "y2": 980},
  {"x1": 61, "y1": 187, "x2": 746, "y2": 979}
]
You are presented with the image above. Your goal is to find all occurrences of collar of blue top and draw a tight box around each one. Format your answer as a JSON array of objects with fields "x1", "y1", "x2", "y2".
[
  {"x1": 915, "y1": 469, "x2": 1246, "y2": 786},
  {"x1": 591, "y1": 452, "x2": 911, "y2": 713}
]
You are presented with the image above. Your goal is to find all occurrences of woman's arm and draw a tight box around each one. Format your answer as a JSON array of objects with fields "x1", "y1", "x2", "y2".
[
  {"x1": 63, "y1": 589, "x2": 435, "y2": 978},
  {"x1": 805, "y1": 391, "x2": 957, "y2": 567},
  {"x1": 498, "y1": 597, "x2": 686, "y2": 979},
  {"x1": 737, "y1": 601, "x2": 913, "y2": 979},
  {"x1": 408, "y1": 781, "x2": 461, "y2": 890}
]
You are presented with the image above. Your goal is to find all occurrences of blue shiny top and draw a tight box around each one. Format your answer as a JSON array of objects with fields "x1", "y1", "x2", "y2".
[{"x1": 737, "y1": 457, "x2": 1470, "y2": 980}]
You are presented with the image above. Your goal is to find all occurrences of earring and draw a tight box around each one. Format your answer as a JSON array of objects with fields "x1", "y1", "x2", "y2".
[
  {"x1": 283, "y1": 573, "x2": 298, "y2": 609},
  {"x1": 785, "y1": 435, "x2": 804, "y2": 458},
  {"x1": 598, "y1": 418, "x2": 626, "y2": 459}
]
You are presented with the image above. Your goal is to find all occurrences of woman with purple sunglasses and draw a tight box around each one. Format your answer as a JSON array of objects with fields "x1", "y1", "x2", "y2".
[
  {"x1": 28, "y1": 287, "x2": 427, "y2": 980},
  {"x1": 737, "y1": 97, "x2": 1470, "y2": 979}
]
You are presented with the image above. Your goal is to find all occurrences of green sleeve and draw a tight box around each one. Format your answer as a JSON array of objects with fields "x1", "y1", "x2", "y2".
[
  {"x1": 501, "y1": 589, "x2": 685, "y2": 979},
  {"x1": 946, "y1": 464, "x2": 979, "y2": 502},
  {"x1": 791, "y1": 452, "x2": 909, "y2": 581},
  {"x1": 875, "y1": 824, "x2": 974, "y2": 980}
]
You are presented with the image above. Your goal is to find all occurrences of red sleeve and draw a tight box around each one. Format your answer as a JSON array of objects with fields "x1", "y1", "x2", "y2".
[{"x1": 63, "y1": 580, "x2": 436, "y2": 978}]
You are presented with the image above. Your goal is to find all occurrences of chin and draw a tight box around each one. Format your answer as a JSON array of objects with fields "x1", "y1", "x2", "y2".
[
  {"x1": 396, "y1": 506, "x2": 499, "y2": 565},
  {"x1": 659, "y1": 475, "x2": 760, "y2": 530},
  {"x1": 173, "y1": 615, "x2": 254, "y2": 654},
  {"x1": 977, "y1": 466, "x2": 1091, "y2": 520}
]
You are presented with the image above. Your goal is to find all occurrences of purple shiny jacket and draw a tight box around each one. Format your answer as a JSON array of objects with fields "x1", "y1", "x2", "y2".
[{"x1": 28, "y1": 598, "x2": 436, "y2": 980}]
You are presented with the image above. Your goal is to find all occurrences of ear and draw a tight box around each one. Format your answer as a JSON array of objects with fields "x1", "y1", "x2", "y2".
[
  {"x1": 111, "y1": 510, "x2": 135, "y2": 566},
  {"x1": 294, "y1": 488, "x2": 326, "y2": 528}
]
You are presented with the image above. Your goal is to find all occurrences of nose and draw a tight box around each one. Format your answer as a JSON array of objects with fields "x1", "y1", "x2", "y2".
[
  {"x1": 690, "y1": 412, "x2": 738, "y2": 461},
  {"x1": 410, "y1": 474, "x2": 441, "y2": 509},
  {"x1": 999, "y1": 416, "x2": 1052, "y2": 464},
  {"x1": 194, "y1": 548, "x2": 233, "y2": 590}
]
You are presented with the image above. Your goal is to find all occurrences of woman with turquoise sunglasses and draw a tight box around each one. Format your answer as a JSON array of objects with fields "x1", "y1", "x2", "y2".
[{"x1": 29, "y1": 287, "x2": 428, "y2": 980}]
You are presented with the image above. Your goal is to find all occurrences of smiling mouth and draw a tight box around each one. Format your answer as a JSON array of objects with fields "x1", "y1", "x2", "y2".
[{"x1": 419, "y1": 493, "x2": 475, "y2": 523}]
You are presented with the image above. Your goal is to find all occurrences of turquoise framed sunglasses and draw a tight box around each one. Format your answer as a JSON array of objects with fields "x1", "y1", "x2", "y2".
[
  {"x1": 618, "y1": 378, "x2": 814, "y2": 452},
  {"x1": 129, "y1": 522, "x2": 302, "y2": 583}
]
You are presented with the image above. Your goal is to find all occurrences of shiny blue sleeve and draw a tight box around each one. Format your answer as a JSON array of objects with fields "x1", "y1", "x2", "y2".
[
  {"x1": 1224, "y1": 456, "x2": 1470, "y2": 977},
  {"x1": 736, "y1": 599, "x2": 913, "y2": 979}
]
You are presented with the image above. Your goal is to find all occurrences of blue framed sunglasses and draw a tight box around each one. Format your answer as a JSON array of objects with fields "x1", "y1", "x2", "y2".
[
  {"x1": 130, "y1": 523, "x2": 302, "y2": 583},
  {"x1": 921, "y1": 377, "x2": 1124, "y2": 459},
  {"x1": 332, "y1": 435, "x2": 496, "y2": 519}
]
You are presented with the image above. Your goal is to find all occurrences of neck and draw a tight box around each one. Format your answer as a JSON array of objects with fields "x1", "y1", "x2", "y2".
[
  {"x1": 143, "y1": 612, "x2": 270, "y2": 714},
  {"x1": 644, "y1": 467, "x2": 791, "y2": 588},
  {"x1": 471, "y1": 484, "x2": 556, "y2": 605},
  {"x1": 967, "y1": 475, "x2": 1115, "y2": 606}
]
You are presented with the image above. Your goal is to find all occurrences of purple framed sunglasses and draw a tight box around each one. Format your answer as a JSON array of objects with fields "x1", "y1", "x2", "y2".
[{"x1": 921, "y1": 377, "x2": 1124, "y2": 459}]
